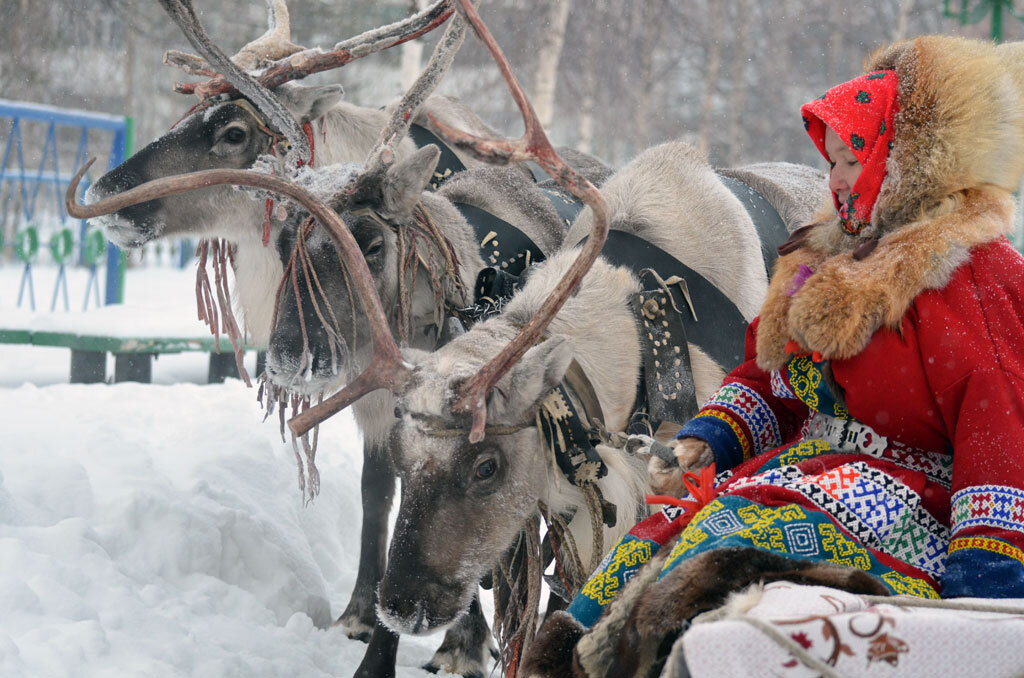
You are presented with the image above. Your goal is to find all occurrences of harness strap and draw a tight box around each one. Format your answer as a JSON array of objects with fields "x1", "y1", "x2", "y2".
[
  {"x1": 537, "y1": 186, "x2": 586, "y2": 229},
  {"x1": 582, "y1": 230, "x2": 748, "y2": 371},
  {"x1": 409, "y1": 123, "x2": 467, "y2": 189},
  {"x1": 454, "y1": 202, "x2": 546, "y2": 277},
  {"x1": 717, "y1": 173, "x2": 790, "y2": 274}
]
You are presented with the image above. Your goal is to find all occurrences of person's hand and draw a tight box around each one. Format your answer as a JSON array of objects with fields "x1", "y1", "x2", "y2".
[{"x1": 647, "y1": 437, "x2": 713, "y2": 496}]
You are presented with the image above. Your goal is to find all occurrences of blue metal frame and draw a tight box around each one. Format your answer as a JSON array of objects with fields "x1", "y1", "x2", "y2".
[{"x1": 0, "y1": 99, "x2": 129, "y2": 306}]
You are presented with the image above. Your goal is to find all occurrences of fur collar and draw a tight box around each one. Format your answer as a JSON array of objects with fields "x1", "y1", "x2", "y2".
[
  {"x1": 756, "y1": 36, "x2": 1024, "y2": 371},
  {"x1": 756, "y1": 188, "x2": 1014, "y2": 371}
]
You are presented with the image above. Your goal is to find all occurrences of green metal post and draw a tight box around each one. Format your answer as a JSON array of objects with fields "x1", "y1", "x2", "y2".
[{"x1": 993, "y1": 0, "x2": 1004, "y2": 41}]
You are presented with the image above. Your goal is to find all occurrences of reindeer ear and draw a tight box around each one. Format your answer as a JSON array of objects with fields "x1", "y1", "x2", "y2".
[
  {"x1": 275, "y1": 83, "x2": 345, "y2": 122},
  {"x1": 381, "y1": 144, "x2": 441, "y2": 219},
  {"x1": 491, "y1": 335, "x2": 575, "y2": 421}
]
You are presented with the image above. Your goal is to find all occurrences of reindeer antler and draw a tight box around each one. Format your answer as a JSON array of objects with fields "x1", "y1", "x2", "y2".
[
  {"x1": 170, "y1": 1, "x2": 455, "y2": 100},
  {"x1": 158, "y1": 0, "x2": 311, "y2": 164},
  {"x1": 66, "y1": 159, "x2": 413, "y2": 416},
  {"x1": 428, "y1": 0, "x2": 609, "y2": 443},
  {"x1": 284, "y1": 6, "x2": 469, "y2": 439}
]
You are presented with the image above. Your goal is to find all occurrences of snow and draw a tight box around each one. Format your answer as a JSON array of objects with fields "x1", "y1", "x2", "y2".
[{"x1": 0, "y1": 262, "x2": 485, "y2": 677}]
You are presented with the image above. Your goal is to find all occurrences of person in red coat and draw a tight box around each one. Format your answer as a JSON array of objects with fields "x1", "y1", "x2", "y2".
[
  {"x1": 521, "y1": 35, "x2": 1024, "y2": 678},
  {"x1": 652, "y1": 36, "x2": 1024, "y2": 601}
]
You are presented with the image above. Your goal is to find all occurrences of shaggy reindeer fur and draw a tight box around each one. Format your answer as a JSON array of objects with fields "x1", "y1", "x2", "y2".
[{"x1": 370, "y1": 140, "x2": 825, "y2": 651}]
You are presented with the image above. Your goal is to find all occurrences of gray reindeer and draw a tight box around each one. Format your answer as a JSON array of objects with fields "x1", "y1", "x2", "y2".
[
  {"x1": 264, "y1": 3, "x2": 828, "y2": 677},
  {"x1": 81, "y1": 2, "x2": 607, "y2": 675},
  {"x1": 71, "y1": 3, "x2": 604, "y2": 676}
]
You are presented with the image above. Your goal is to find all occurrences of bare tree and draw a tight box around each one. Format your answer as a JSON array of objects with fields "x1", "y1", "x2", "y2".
[
  {"x1": 532, "y1": 0, "x2": 572, "y2": 132},
  {"x1": 697, "y1": 1, "x2": 723, "y2": 155}
]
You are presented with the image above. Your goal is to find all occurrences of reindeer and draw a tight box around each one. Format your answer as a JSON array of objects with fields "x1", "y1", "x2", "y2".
[
  {"x1": 263, "y1": 4, "x2": 828, "y2": 677},
  {"x1": 88, "y1": 0, "x2": 519, "y2": 351},
  {"x1": 83, "y1": 3, "x2": 608, "y2": 675},
  {"x1": 72, "y1": 5, "x2": 828, "y2": 676}
]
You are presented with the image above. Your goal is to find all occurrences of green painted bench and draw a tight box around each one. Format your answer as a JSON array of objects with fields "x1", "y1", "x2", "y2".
[{"x1": 0, "y1": 326, "x2": 264, "y2": 384}]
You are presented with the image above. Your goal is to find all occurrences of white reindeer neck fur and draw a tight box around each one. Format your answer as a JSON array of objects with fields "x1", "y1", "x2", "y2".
[
  {"x1": 399, "y1": 251, "x2": 652, "y2": 568},
  {"x1": 567, "y1": 141, "x2": 768, "y2": 322}
]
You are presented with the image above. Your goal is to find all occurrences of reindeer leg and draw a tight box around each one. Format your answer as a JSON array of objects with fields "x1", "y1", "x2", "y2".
[
  {"x1": 337, "y1": 440, "x2": 395, "y2": 641},
  {"x1": 353, "y1": 621, "x2": 400, "y2": 678},
  {"x1": 423, "y1": 594, "x2": 496, "y2": 677}
]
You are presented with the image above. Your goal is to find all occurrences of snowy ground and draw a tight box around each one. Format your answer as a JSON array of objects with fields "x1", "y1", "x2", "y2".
[{"x1": 0, "y1": 262, "x2": 487, "y2": 678}]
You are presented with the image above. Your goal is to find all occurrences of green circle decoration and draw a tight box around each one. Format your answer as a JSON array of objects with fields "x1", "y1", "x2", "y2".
[
  {"x1": 15, "y1": 226, "x2": 39, "y2": 263},
  {"x1": 49, "y1": 228, "x2": 74, "y2": 264},
  {"x1": 83, "y1": 229, "x2": 106, "y2": 265}
]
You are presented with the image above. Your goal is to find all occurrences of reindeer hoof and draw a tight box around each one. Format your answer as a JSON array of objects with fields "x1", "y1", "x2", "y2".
[
  {"x1": 334, "y1": 608, "x2": 376, "y2": 643},
  {"x1": 422, "y1": 651, "x2": 487, "y2": 678}
]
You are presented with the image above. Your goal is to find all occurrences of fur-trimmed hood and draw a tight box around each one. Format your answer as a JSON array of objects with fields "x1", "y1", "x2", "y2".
[{"x1": 757, "y1": 36, "x2": 1024, "y2": 371}]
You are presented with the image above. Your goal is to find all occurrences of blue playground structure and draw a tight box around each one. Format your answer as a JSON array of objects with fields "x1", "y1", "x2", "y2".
[{"x1": 0, "y1": 98, "x2": 132, "y2": 309}]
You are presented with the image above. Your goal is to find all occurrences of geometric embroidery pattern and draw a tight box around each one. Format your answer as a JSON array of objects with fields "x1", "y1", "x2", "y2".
[
  {"x1": 656, "y1": 494, "x2": 937, "y2": 598},
  {"x1": 702, "y1": 383, "x2": 782, "y2": 457},
  {"x1": 881, "y1": 571, "x2": 940, "y2": 599},
  {"x1": 729, "y1": 462, "x2": 949, "y2": 578},
  {"x1": 818, "y1": 522, "x2": 872, "y2": 569},
  {"x1": 785, "y1": 523, "x2": 820, "y2": 556},
  {"x1": 578, "y1": 537, "x2": 653, "y2": 605},
  {"x1": 776, "y1": 439, "x2": 833, "y2": 467},
  {"x1": 771, "y1": 369, "x2": 798, "y2": 399},
  {"x1": 949, "y1": 536, "x2": 1024, "y2": 569},
  {"x1": 786, "y1": 355, "x2": 851, "y2": 419},
  {"x1": 703, "y1": 509, "x2": 745, "y2": 537},
  {"x1": 692, "y1": 409, "x2": 752, "y2": 460},
  {"x1": 952, "y1": 485, "x2": 1024, "y2": 538}
]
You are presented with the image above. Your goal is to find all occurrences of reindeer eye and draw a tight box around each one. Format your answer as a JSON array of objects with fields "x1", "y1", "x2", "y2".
[
  {"x1": 475, "y1": 459, "x2": 497, "y2": 480},
  {"x1": 365, "y1": 237, "x2": 384, "y2": 258},
  {"x1": 223, "y1": 127, "x2": 247, "y2": 144}
]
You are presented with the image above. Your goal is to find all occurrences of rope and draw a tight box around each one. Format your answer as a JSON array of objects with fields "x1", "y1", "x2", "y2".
[
  {"x1": 738, "y1": 616, "x2": 842, "y2": 678},
  {"x1": 582, "y1": 484, "x2": 605, "y2": 572},
  {"x1": 858, "y1": 595, "x2": 1024, "y2": 615},
  {"x1": 539, "y1": 501, "x2": 585, "y2": 598}
]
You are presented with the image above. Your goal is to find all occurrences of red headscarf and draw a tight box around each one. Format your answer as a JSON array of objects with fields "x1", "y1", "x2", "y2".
[{"x1": 801, "y1": 71, "x2": 899, "y2": 236}]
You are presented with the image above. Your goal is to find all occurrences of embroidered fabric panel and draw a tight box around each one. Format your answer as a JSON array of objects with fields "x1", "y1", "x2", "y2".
[
  {"x1": 727, "y1": 462, "x2": 949, "y2": 579},
  {"x1": 695, "y1": 383, "x2": 781, "y2": 458},
  {"x1": 948, "y1": 536, "x2": 1024, "y2": 569},
  {"x1": 884, "y1": 444, "x2": 953, "y2": 489},
  {"x1": 786, "y1": 355, "x2": 851, "y2": 419},
  {"x1": 795, "y1": 413, "x2": 954, "y2": 488},
  {"x1": 658, "y1": 495, "x2": 939, "y2": 598},
  {"x1": 770, "y1": 369, "x2": 798, "y2": 400},
  {"x1": 566, "y1": 505, "x2": 687, "y2": 628},
  {"x1": 951, "y1": 485, "x2": 1024, "y2": 538}
]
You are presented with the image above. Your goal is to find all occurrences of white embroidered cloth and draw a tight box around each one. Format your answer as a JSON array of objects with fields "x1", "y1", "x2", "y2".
[{"x1": 672, "y1": 582, "x2": 1024, "y2": 677}]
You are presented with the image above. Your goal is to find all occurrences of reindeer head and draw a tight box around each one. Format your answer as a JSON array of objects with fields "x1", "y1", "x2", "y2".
[
  {"x1": 87, "y1": 85, "x2": 343, "y2": 248},
  {"x1": 265, "y1": 145, "x2": 444, "y2": 393},
  {"x1": 376, "y1": 331, "x2": 575, "y2": 633},
  {"x1": 87, "y1": 0, "x2": 455, "y2": 249}
]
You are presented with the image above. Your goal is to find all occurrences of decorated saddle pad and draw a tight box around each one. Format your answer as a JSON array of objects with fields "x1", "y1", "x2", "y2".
[
  {"x1": 566, "y1": 354, "x2": 954, "y2": 627},
  {"x1": 674, "y1": 582, "x2": 1024, "y2": 678}
]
